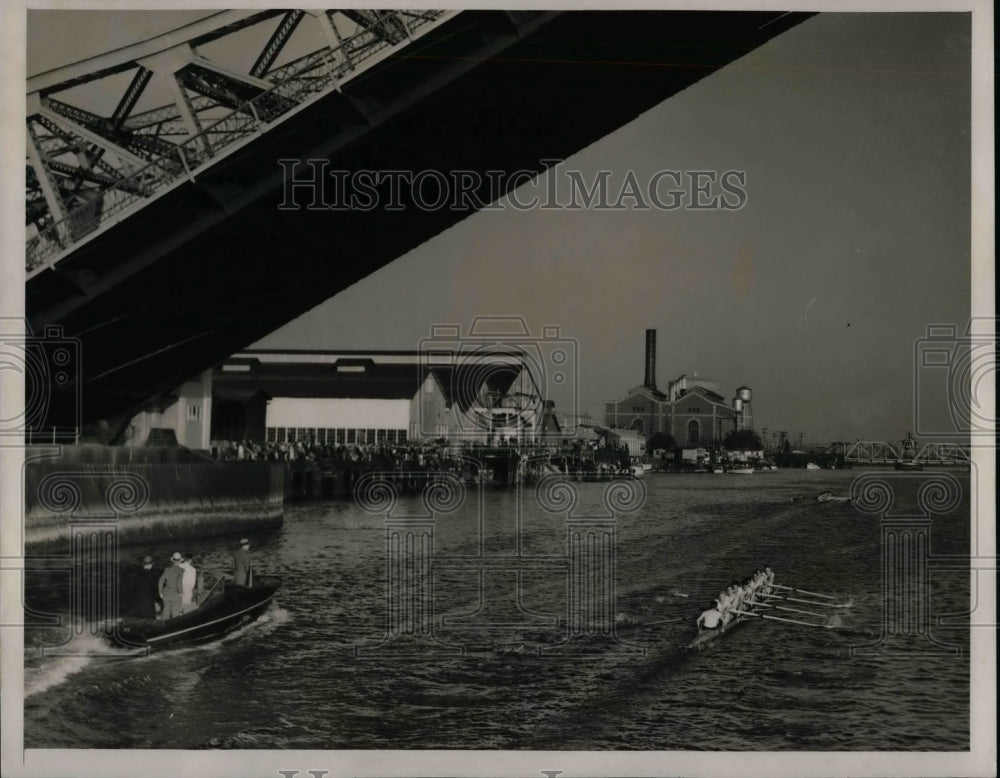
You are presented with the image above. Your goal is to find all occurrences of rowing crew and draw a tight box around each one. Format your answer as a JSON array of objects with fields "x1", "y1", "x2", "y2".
[{"x1": 696, "y1": 566, "x2": 774, "y2": 632}]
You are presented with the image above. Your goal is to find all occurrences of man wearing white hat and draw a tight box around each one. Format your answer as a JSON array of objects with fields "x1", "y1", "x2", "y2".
[
  {"x1": 158, "y1": 552, "x2": 185, "y2": 620},
  {"x1": 179, "y1": 552, "x2": 202, "y2": 613},
  {"x1": 232, "y1": 538, "x2": 252, "y2": 587}
]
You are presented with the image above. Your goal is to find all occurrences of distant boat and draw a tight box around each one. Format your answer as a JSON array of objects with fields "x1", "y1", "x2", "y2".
[
  {"x1": 894, "y1": 460, "x2": 924, "y2": 471},
  {"x1": 730, "y1": 466, "x2": 754, "y2": 475},
  {"x1": 806, "y1": 462, "x2": 821, "y2": 470}
]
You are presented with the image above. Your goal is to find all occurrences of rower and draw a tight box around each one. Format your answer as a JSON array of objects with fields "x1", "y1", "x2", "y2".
[
  {"x1": 715, "y1": 595, "x2": 729, "y2": 626},
  {"x1": 696, "y1": 604, "x2": 723, "y2": 632},
  {"x1": 719, "y1": 583, "x2": 739, "y2": 624},
  {"x1": 762, "y1": 565, "x2": 775, "y2": 594},
  {"x1": 725, "y1": 581, "x2": 742, "y2": 615}
]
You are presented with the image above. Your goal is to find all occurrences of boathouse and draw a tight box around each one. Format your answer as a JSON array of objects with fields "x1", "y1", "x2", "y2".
[{"x1": 210, "y1": 349, "x2": 547, "y2": 445}]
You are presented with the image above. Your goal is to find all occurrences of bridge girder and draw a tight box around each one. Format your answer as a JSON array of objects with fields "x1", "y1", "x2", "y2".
[{"x1": 845, "y1": 441, "x2": 902, "y2": 463}]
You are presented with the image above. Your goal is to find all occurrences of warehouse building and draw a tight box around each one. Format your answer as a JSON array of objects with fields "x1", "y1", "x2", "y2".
[{"x1": 210, "y1": 349, "x2": 556, "y2": 445}]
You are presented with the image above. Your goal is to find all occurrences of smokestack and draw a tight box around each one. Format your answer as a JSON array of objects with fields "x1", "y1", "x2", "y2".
[{"x1": 644, "y1": 329, "x2": 657, "y2": 390}]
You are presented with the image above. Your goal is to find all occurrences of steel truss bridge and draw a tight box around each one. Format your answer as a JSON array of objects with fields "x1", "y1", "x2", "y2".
[
  {"x1": 832, "y1": 441, "x2": 971, "y2": 466},
  {"x1": 24, "y1": 9, "x2": 812, "y2": 438},
  {"x1": 27, "y1": 9, "x2": 459, "y2": 272}
]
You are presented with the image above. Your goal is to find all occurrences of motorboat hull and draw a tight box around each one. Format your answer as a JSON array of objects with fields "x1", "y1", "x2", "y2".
[{"x1": 107, "y1": 576, "x2": 281, "y2": 651}]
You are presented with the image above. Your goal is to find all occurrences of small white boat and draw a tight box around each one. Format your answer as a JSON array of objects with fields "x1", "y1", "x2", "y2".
[
  {"x1": 806, "y1": 462, "x2": 821, "y2": 470},
  {"x1": 729, "y1": 466, "x2": 754, "y2": 474}
]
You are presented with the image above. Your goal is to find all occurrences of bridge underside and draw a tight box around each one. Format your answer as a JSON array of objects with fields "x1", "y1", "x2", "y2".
[{"x1": 26, "y1": 10, "x2": 811, "y2": 437}]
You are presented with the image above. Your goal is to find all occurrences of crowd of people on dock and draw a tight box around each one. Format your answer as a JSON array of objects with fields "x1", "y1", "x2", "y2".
[
  {"x1": 210, "y1": 438, "x2": 545, "y2": 467},
  {"x1": 130, "y1": 538, "x2": 255, "y2": 621},
  {"x1": 696, "y1": 566, "x2": 774, "y2": 632}
]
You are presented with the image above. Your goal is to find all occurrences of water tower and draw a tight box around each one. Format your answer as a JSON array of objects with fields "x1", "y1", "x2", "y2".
[{"x1": 734, "y1": 386, "x2": 753, "y2": 431}]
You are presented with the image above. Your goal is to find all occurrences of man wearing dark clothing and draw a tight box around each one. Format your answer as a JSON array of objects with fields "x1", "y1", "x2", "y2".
[
  {"x1": 232, "y1": 538, "x2": 252, "y2": 587},
  {"x1": 132, "y1": 555, "x2": 160, "y2": 619}
]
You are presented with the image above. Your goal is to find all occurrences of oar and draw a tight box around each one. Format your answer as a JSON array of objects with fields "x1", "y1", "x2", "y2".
[
  {"x1": 732, "y1": 608, "x2": 834, "y2": 629},
  {"x1": 772, "y1": 584, "x2": 840, "y2": 601},
  {"x1": 759, "y1": 592, "x2": 852, "y2": 609},
  {"x1": 781, "y1": 595, "x2": 852, "y2": 609},
  {"x1": 200, "y1": 574, "x2": 225, "y2": 604},
  {"x1": 642, "y1": 605, "x2": 708, "y2": 626},
  {"x1": 758, "y1": 603, "x2": 830, "y2": 619}
]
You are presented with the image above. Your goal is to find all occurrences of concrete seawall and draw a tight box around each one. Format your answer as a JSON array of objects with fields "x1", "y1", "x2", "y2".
[{"x1": 24, "y1": 448, "x2": 283, "y2": 552}]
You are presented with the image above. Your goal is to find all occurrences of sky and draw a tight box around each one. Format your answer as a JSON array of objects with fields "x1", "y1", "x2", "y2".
[{"x1": 23, "y1": 10, "x2": 973, "y2": 445}]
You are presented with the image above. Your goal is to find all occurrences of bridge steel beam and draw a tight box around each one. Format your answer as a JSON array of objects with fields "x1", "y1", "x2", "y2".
[
  {"x1": 251, "y1": 10, "x2": 306, "y2": 78},
  {"x1": 28, "y1": 10, "x2": 285, "y2": 96}
]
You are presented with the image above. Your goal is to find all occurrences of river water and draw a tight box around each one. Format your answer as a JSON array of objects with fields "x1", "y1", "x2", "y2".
[{"x1": 23, "y1": 469, "x2": 970, "y2": 750}]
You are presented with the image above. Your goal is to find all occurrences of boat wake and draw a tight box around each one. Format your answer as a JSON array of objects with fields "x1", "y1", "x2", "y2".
[
  {"x1": 220, "y1": 601, "x2": 290, "y2": 644},
  {"x1": 25, "y1": 633, "x2": 140, "y2": 698},
  {"x1": 25, "y1": 603, "x2": 289, "y2": 697}
]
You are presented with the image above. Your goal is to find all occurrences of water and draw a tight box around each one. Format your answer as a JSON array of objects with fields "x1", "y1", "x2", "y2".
[{"x1": 23, "y1": 470, "x2": 970, "y2": 749}]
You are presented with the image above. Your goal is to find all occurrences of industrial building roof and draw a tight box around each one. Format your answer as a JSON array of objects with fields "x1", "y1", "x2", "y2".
[{"x1": 213, "y1": 358, "x2": 525, "y2": 410}]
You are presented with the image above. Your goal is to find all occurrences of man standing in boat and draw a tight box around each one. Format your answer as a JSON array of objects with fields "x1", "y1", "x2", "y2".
[
  {"x1": 132, "y1": 555, "x2": 161, "y2": 619},
  {"x1": 158, "y1": 552, "x2": 185, "y2": 620},
  {"x1": 232, "y1": 538, "x2": 253, "y2": 587},
  {"x1": 179, "y1": 552, "x2": 202, "y2": 613}
]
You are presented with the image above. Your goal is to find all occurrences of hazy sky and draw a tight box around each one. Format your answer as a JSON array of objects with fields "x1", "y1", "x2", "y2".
[{"x1": 25, "y1": 11, "x2": 972, "y2": 444}]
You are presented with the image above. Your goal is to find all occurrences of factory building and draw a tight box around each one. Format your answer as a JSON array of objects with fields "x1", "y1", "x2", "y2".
[
  {"x1": 210, "y1": 349, "x2": 556, "y2": 445},
  {"x1": 604, "y1": 330, "x2": 753, "y2": 449}
]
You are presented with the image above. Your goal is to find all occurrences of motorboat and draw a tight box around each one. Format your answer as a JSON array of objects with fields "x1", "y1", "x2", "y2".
[{"x1": 107, "y1": 576, "x2": 281, "y2": 652}]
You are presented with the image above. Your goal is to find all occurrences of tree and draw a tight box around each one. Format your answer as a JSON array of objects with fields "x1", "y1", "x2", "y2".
[
  {"x1": 647, "y1": 432, "x2": 677, "y2": 451},
  {"x1": 723, "y1": 429, "x2": 762, "y2": 451}
]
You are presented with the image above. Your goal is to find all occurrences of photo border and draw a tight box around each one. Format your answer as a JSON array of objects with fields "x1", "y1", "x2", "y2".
[{"x1": 1, "y1": 0, "x2": 994, "y2": 776}]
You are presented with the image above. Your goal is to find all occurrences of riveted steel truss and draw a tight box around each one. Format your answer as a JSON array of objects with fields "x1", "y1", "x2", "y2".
[{"x1": 26, "y1": 9, "x2": 454, "y2": 273}]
